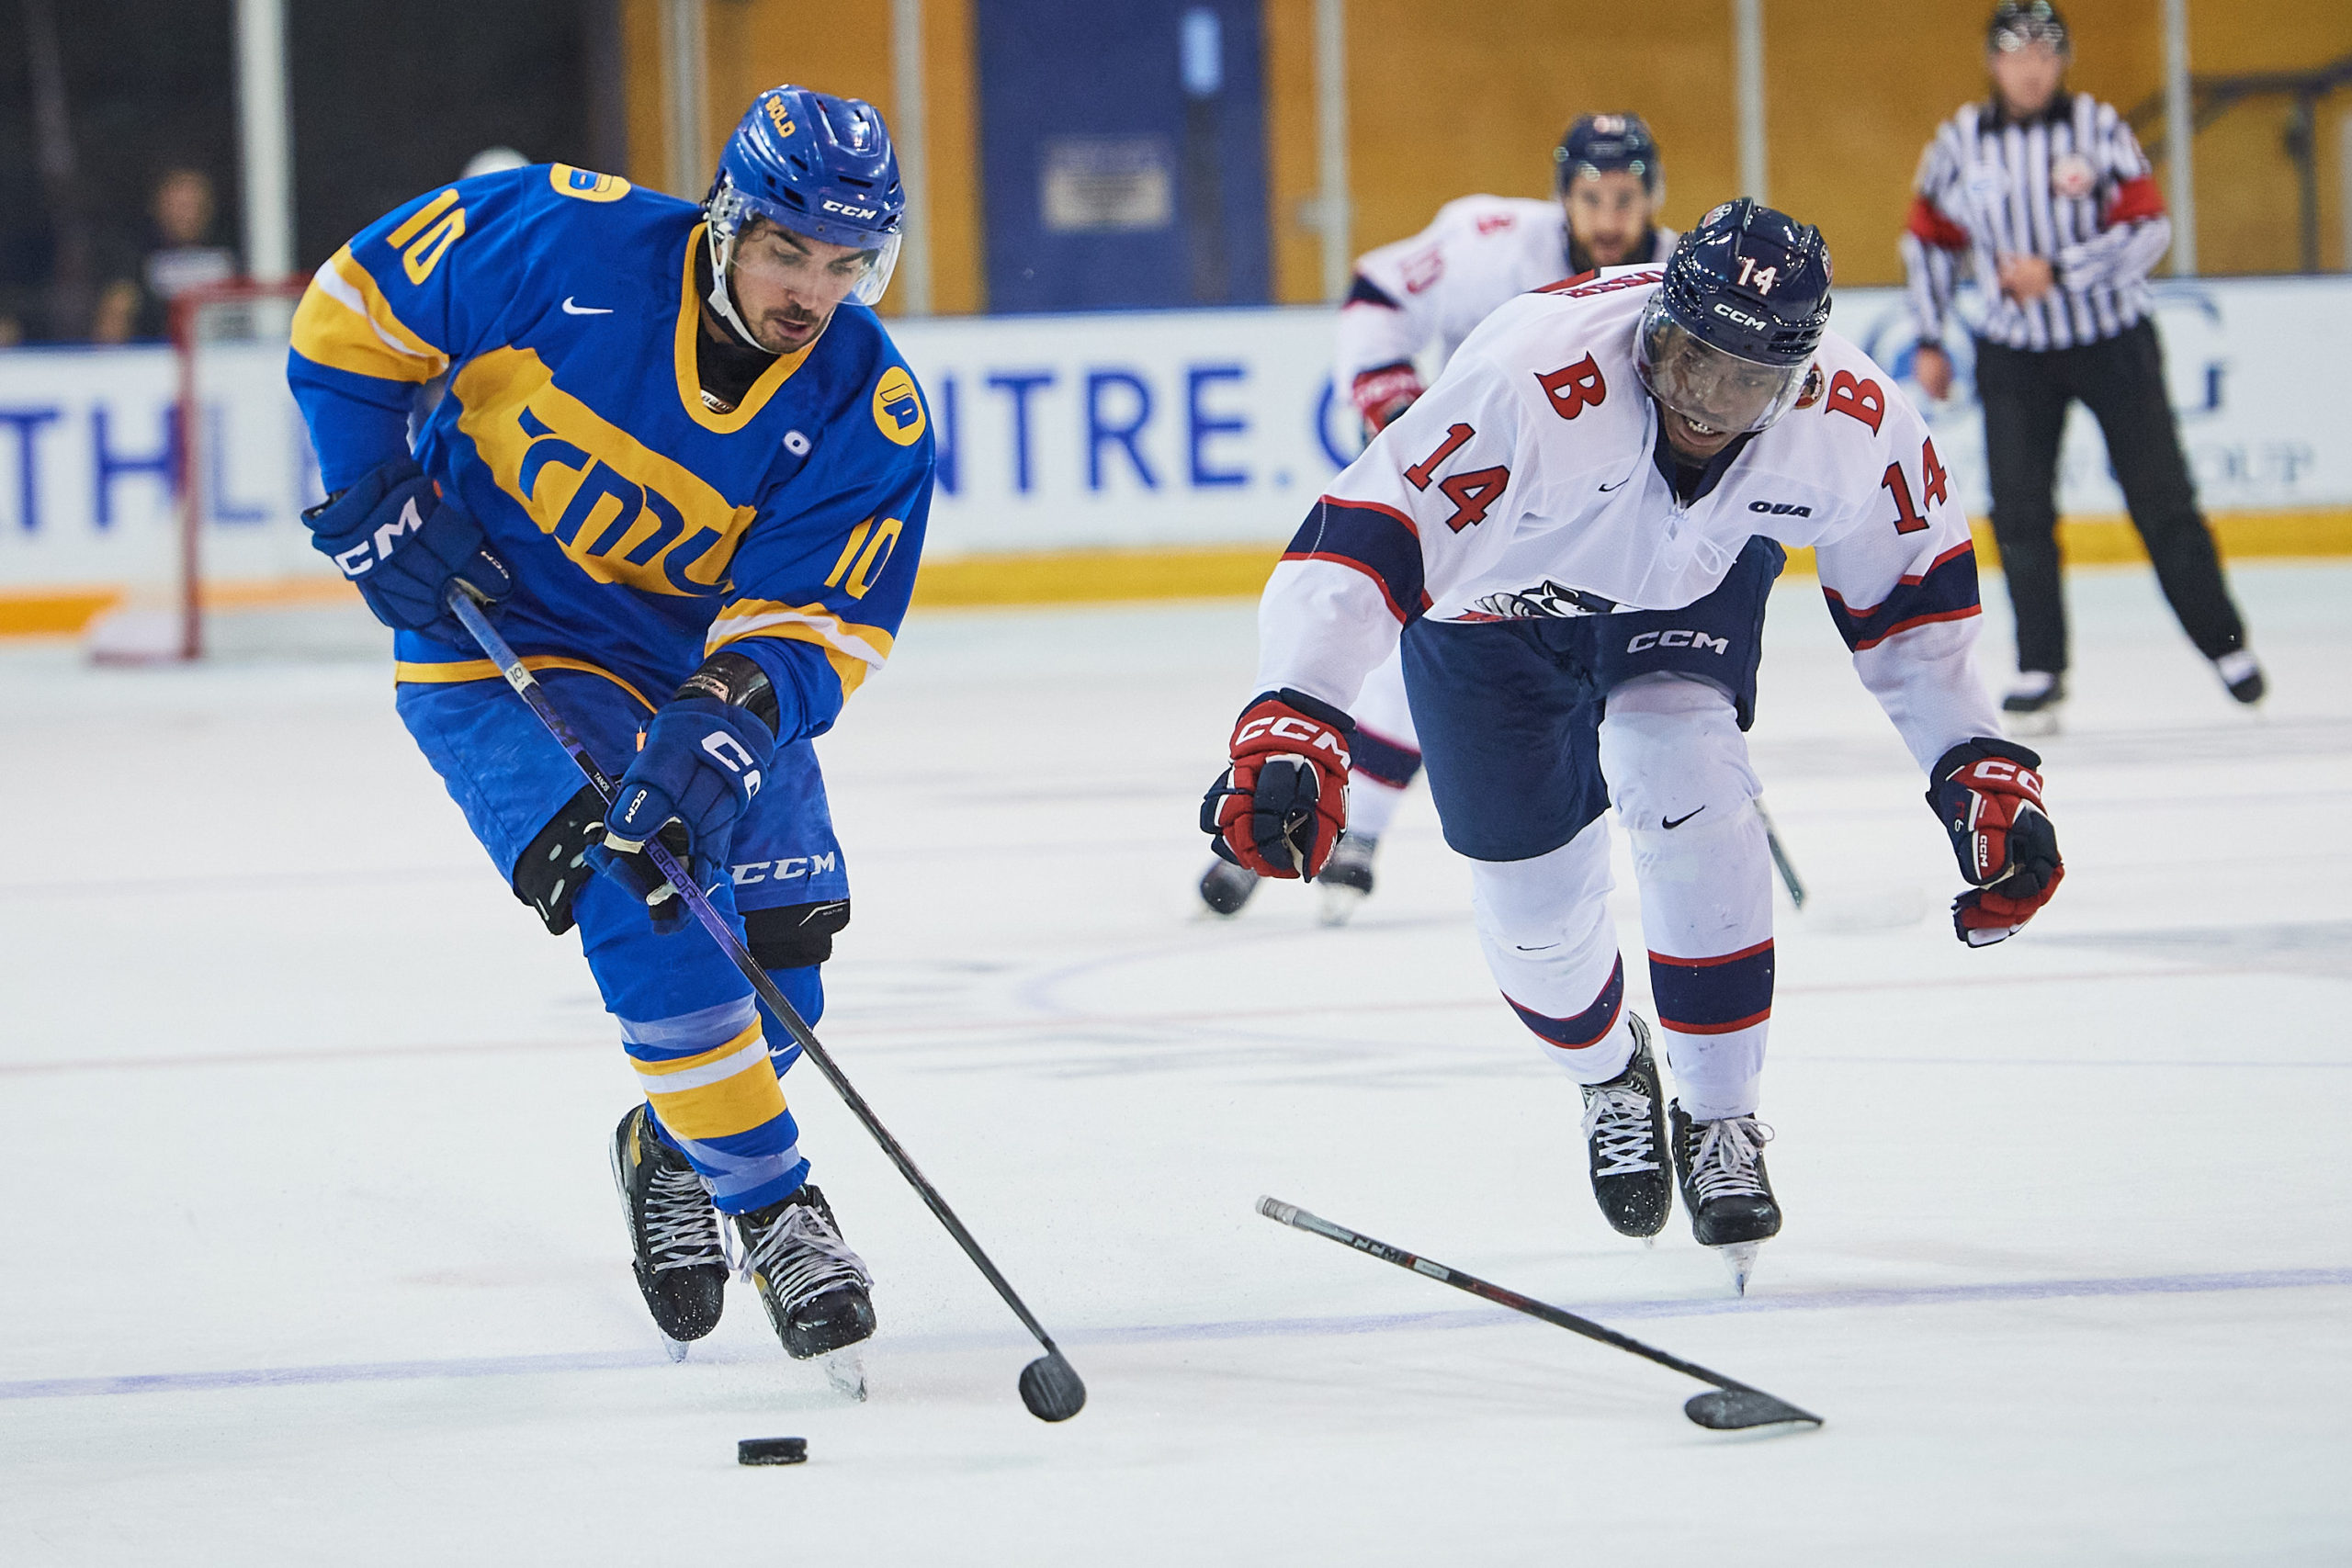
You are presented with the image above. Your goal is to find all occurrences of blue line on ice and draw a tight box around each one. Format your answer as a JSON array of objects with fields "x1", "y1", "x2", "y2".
[{"x1": 5, "y1": 1266, "x2": 2346, "y2": 1402}]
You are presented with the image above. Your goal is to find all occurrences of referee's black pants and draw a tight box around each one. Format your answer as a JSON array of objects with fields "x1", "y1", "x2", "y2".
[{"x1": 1973, "y1": 317, "x2": 2247, "y2": 676}]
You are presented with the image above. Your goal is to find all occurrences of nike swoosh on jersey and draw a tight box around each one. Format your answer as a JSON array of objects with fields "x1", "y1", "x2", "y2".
[
  {"x1": 1598, "y1": 478, "x2": 1629, "y2": 491},
  {"x1": 1661, "y1": 807, "x2": 1706, "y2": 829},
  {"x1": 561, "y1": 297, "x2": 614, "y2": 315}
]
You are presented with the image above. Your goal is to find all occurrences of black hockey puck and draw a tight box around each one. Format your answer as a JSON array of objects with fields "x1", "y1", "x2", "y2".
[{"x1": 737, "y1": 1437, "x2": 808, "y2": 1466}]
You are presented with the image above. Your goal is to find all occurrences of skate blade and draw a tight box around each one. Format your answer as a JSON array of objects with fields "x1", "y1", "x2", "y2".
[
  {"x1": 661, "y1": 1334, "x2": 691, "y2": 1364},
  {"x1": 1714, "y1": 1241, "x2": 1763, "y2": 1295},
  {"x1": 1316, "y1": 884, "x2": 1367, "y2": 927},
  {"x1": 820, "y1": 1348, "x2": 868, "y2": 1402}
]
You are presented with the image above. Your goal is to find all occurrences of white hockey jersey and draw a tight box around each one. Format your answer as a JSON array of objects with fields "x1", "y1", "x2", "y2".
[
  {"x1": 1267, "y1": 266, "x2": 2002, "y2": 775},
  {"x1": 1337, "y1": 195, "x2": 1678, "y2": 392}
]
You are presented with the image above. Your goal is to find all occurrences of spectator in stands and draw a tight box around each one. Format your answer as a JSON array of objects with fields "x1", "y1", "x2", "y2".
[
  {"x1": 92, "y1": 168, "x2": 238, "y2": 344},
  {"x1": 1902, "y1": 0, "x2": 2262, "y2": 733}
]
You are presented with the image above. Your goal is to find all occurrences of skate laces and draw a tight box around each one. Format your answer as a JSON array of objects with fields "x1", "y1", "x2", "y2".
[
  {"x1": 1686, "y1": 1116, "x2": 1773, "y2": 1202},
  {"x1": 642, "y1": 1163, "x2": 725, "y2": 1273},
  {"x1": 1580, "y1": 1081, "x2": 1660, "y2": 1176},
  {"x1": 735, "y1": 1199, "x2": 872, "y2": 1308}
]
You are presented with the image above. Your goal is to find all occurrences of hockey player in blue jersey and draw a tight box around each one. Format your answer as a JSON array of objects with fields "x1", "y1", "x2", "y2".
[{"x1": 287, "y1": 87, "x2": 933, "y2": 1371}]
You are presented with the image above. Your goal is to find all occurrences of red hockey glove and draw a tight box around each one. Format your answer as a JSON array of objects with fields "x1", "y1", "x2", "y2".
[
  {"x1": 1351, "y1": 362, "x2": 1427, "y2": 434},
  {"x1": 1928, "y1": 739, "x2": 2065, "y2": 947},
  {"x1": 1201, "y1": 689, "x2": 1355, "y2": 880}
]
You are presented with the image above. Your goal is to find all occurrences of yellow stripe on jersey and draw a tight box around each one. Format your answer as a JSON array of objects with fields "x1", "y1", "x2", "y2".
[
  {"x1": 452, "y1": 346, "x2": 760, "y2": 598},
  {"x1": 705, "y1": 600, "x2": 898, "y2": 699},
  {"x1": 391, "y1": 654, "x2": 657, "y2": 711},
  {"x1": 672, "y1": 223, "x2": 815, "y2": 434},
  {"x1": 290, "y1": 245, "x2": 450, "y2": 383},
  {"x1": 634, "y1": 1025, "x2": 786, "y2": 1141}
]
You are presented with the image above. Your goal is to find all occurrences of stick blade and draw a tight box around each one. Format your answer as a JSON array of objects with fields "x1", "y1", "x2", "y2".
[
  {"x1": 1019, "y1": 1352, "x2": 1087, "y2": 1423},
  {"x1": 1683, "y1": 1389, "x2": 1823, "y2": 1432}
]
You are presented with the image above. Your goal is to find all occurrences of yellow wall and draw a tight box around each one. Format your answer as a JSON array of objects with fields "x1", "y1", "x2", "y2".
[
  {"x1": 616, "y1": 0, "x2": 986, "y2": 315},
  {"x1": 627, "y1": 0, "x2": 2349, "y2": 315},
  {"x1": 1299, "y1": 0, "x2": 2350, "y2": 297}
]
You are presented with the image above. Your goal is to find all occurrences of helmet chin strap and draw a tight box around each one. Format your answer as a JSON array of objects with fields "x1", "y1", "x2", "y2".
[{"x1": 705, "y1": 222, "x2": 767, "y2": 350}]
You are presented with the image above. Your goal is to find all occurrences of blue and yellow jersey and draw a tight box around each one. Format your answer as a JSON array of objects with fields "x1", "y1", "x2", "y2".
[{"x1": 288, "y1": 164, "x2": 933, "y2": 739}]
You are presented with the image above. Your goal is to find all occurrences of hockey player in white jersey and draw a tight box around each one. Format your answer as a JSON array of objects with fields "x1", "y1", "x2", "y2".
[
  {"x1": 1201, "y1": 114, "x2": 1682, "y2": 924},
  {"x1": 1203, "y1": 202, "x2": 2065, "y2": 1289}
]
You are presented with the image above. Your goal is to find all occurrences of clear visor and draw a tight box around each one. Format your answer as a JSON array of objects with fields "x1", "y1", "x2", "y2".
[
  {"x1": 709, "y1": 184, "x2": 900, "y2": 309},
  {"x1": 1634, "y1": 299, "x2": 1808, "y2": 436}
]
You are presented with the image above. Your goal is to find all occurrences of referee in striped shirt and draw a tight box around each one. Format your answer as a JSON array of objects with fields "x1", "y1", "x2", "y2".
[{"x1": 1903, "y1": 0, "x2": 2262, "y2": 729}]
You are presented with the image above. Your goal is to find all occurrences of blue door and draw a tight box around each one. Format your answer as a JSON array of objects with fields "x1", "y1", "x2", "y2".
[{"x1": 976, "y1": 0, "x2": 1270, "y2": 313}]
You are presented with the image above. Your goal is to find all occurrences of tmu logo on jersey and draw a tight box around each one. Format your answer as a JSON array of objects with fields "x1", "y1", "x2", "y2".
[{"x1": 454, "y1": 346, "x2": 755, "y2": 596}]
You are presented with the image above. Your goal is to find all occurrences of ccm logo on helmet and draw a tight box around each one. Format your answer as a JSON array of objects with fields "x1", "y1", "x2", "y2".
[
  {"x1": 821, "y1": 198, "x2": 878, "y2": 220},
  {"x1": 1628, "y1": 629, "x2": 1730, "y2": 655},
  {"x1": 1713, "y1": 302, "x2": 1767, "y2": 331},
  {"x1": 1747, "y1": 500, "x2": 1813, "y2": 516}
]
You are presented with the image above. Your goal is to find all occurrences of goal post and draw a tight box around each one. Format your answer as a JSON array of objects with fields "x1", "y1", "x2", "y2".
[{"x1": 85, "y1": 276, "x2": 344, "y2": 663}]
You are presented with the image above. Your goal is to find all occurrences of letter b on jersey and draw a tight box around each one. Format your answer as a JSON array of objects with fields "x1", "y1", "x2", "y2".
[{"x1": 1536, "y1": 355, "x2": 1608, "y2": 420}]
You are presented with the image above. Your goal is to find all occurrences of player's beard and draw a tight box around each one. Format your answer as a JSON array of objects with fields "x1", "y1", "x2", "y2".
[
  {"x1": 1582, "y1": 229, "x2": 1642, "y2": 268},
  {"x1": 756, "y1": 304, "x2": 828, "y2": 354}
]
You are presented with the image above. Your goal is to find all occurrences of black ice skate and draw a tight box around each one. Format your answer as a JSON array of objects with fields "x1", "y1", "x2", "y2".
[
  {"x1": 2000, "y1": 671, "x2": 2065, "y2": 738},
  {"x1": 1577, "y1": 1016, "x2": 1672, "y2": 1239},
  {"x1": 1199, "y1": 857, "x2": 1261, "y2": 917},
  {"x1": 732, "y1": 1182, "x2": 876, "y2": 1397},
  {"x1": 1316, "y1": 833, "x2": 1377, "y2": 927},
  {"x1": 2215, "y1": 649, "x2": 2266, "y2": 706},
  {"x1": 1669, "y1": 1101, "x2": 1781, "y2": 1295},
  {"x1": 610, "y1": 1103, "x2": 727, "y2": 1359}
]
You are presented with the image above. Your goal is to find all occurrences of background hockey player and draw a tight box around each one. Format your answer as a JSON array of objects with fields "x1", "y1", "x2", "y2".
[
  {"x1": 1200, "y1": 114, "x2": 1712, "y2": 927},
  {"x1": 286, "y1": 87, "x2": 933, "y2": 1371},
  {"x1": 1204, "y1": 201, "x2": 2064, "y2": 1289}
]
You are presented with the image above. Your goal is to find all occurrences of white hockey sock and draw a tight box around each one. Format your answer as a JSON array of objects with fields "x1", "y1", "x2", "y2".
[
  {"x1": 1601, "y1": 673, "x2": 1775, "y2": 1121},
  {"x1": 1469, "y1": 819, "x2": 1635, "y2": 1085},
  {"x1": 1347, "y1": 772, "x2": 1408, "y2": 842}
]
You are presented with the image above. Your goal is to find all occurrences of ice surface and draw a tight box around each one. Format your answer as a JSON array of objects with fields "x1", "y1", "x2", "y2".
[{"x1": 3, "y1": 565, "x2": 2348, "y2": 1562}]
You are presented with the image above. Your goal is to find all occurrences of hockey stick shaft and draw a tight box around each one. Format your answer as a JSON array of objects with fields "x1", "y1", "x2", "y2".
[
  {"x1": 1257, "y1": 1197, "x2": 1820, "y2": 1419},
  {"x1": 447, "y1": 587, "x2": 1071, "y2": 1363},
  {"x1": 1754, "y1": 799, "x2": 1807, "y2": 911}
]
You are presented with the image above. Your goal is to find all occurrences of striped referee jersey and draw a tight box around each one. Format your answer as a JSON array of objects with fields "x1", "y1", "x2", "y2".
[{"x1": 1901, "y1": 93, "x2": 2172, "y2": 352}]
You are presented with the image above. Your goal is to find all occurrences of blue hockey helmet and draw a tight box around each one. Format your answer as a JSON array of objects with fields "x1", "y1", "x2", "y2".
[
  {"x1": 1634, "y1": 198, "x2": 1833, "y2": 436},
  {"x1": 705, "y1": 86, "x2": 904, "y2": 335},
  {"x1": 1554, "y1": 113, "x2": 1663, "y2": 197}
]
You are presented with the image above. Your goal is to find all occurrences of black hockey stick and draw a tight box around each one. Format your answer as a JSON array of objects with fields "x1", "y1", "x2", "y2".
[
  {"x1": 447, "y1": 585, "x2": 1084, "y2": 1423},
  {"x1": 1257, "y1": 1197, "x2": 1821, "y2": 1431},
  {"x1": 1754, "y1": 798, "x2": 1808, "y2": 911}
]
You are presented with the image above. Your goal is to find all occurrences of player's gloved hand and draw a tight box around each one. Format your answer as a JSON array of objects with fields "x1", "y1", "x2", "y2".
[
  {"x1": 1201, "y1": 689, "x2": 1355, "y2": 880},
  {"x1": 589, "y1": 697, "x2": 775, "y2": 933},
  {"x1": 1928, "y1": 738, "x2": 2065, "y2": 947},
  {"x1": 1351, "y1": 362, "x2": 1427, "y2": 434},
  {"x1": 303, "y1": 456, "x2": 511, "y2": 645}
]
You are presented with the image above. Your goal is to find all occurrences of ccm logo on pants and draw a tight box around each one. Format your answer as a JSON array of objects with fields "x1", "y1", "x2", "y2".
[
  {"x1": 1627, "y1": 629, "x2": 1731, "y2": 655},
  {"x1": 731, "y1": 852, "x2": 840, "y2": 885}
]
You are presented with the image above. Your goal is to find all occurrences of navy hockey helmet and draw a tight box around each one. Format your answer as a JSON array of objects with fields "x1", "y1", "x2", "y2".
[
  {"x1": 706, "y1": 86, "x2": 904, "y2": 335},
  {"x1": 1634, "y1": 198, "x2": 1833, "y2": 436},
  {"x1": 1554, "y1": 113, "x2": 1663, "y2": 197},
  {"x1": 1988, "y1": 1, "x2": 2070, "y2": 54}
]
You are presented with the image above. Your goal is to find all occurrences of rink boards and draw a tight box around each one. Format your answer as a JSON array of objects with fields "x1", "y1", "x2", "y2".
[{"x1": 0, "y1": 276, "x2": 2347, "y2": 629}]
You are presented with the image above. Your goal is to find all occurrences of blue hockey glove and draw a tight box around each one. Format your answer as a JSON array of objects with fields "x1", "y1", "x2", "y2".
[
  {"x1": 589, "y1": 697, "x2": 775, "y2": 932},
  {"x1": 304, "y1": 456, "x2": 512, "y2": 644}
]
